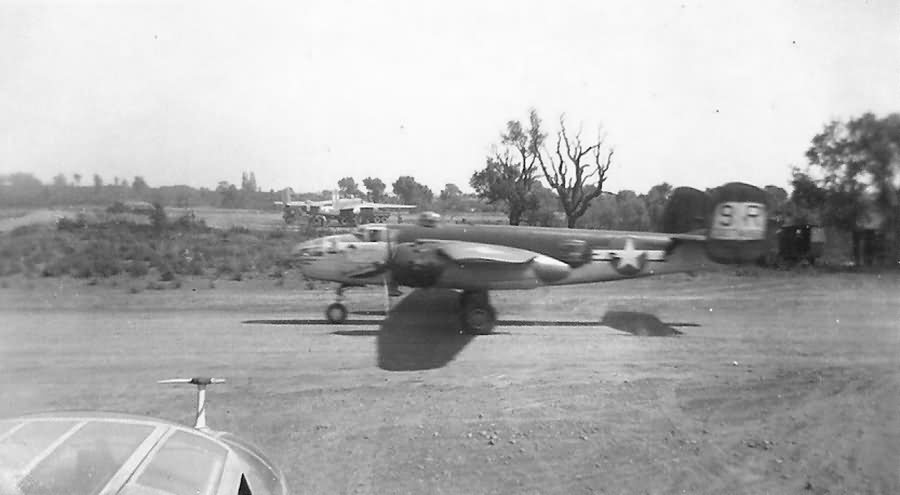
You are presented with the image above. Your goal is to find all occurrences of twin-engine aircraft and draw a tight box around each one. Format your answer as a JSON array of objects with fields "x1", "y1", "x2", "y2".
[
  {"x1": 276, "y1": 188, "x2": 417, "y2": 226},
  {"x1": 293, "y1": 185, "x2": 769, "y2": 334}
]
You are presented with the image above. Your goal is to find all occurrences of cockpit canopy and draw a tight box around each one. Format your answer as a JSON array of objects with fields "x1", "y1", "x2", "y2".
[
  {"x1": 0, "y1": 413, "x2": 286, "y2": 495},
  {"x1": 353, "y1": 224, "x2": 391, "y2": 243}
]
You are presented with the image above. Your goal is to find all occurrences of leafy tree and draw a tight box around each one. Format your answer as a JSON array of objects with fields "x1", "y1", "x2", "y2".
[
  {"x1": 93, "y1": 174, "x2": 103, "y2": 192},
  {"x1": 363, "y1": 177, "x2": 386, "y2": 202},
  {"x1": 642, "y1": 182, "x2": 672, "y2": 231},
  {"x1": 73, "y1": 173, "x2": 82, "y2": 187},
  {"x1": 241, "y1": 171, "x2": 258, "y2": 193},
  {"x1": 1, "y1": 172, "x2": 43, "y2": 190},
  {"x1": 133, "y1": 176, "x2": 149, "y2": 194},
  {"x1": 392, "y1": 176, "x2": 433, "y2": 207},
  {"x1": 537, "y1": 114, "x2": 614, "y2": 228},
  {"x1": 52, "y1": 173, "x2": 68, "y2": 187},
  {"x1": 437, "y1": 183, "x2": 464, "y2": 211},
  {"x1": 216, "y1": 181, "x2": 243, "y2": 208},
  {"x1": 802, "y1": 113, "x2": 900, "y2": 261},
  {"x1": 615, "y1": 190, "x2": 650, "y2": 231},
  {"x1": 789, "y1": 168, "x2": 827, "y2": 224},
  {"x1": 471, "y1": 109, "x2": 545, "y2": 225},
  {"x1": 338, "y1": 177, "x2": 362, "y2": 198},
  {"x1": 440, "y1": 183, "x2": 462, "y2": 201},
  {"x1": 522, "y1": 182, "x2": 563, "y2": 227},
  {"x1": 578, "y1": 193, "x2": 619, "y2": 230}
]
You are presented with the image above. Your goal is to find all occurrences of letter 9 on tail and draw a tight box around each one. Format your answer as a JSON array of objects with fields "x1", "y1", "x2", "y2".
[{"x1": 709, "y1": 202, "x2": 767, "y2": 241}]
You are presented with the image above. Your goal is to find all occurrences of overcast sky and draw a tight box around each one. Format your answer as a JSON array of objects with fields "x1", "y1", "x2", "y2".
[{"x1": 1, "y1": 1, "x2": 897, "y2": 195}]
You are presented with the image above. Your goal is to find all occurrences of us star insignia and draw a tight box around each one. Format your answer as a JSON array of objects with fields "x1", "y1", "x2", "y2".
[{"x1": 591, "y1": 237, "x2": 667, "y2": 276}]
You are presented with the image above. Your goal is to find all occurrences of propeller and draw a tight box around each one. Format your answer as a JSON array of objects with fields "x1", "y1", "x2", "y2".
[{"x1": 158, "y1": 377, "x2": 226, "y2": 430}]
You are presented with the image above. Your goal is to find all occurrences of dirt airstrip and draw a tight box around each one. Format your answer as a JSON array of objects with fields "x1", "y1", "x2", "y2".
[{"x1": 0, "y1": 270, "x2": 898, "y2": 494}]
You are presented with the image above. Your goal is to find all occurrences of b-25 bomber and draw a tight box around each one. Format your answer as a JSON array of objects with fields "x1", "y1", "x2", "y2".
[{"x1": 293, "y1": 184, "x2": 770, "y2": 334}]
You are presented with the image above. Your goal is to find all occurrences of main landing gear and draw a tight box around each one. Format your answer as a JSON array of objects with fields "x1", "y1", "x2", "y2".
[
  {"x1": 324, "y1": 285, "x2": 498, "y2": 335},
  {"x1": 459, "y1": 290, "x2": 497, "y2": 335}
]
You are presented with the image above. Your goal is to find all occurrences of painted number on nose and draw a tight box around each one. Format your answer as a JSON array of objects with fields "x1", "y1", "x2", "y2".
[{"x1": 710, "y1": 202, "x2": 766, "y2": 240}]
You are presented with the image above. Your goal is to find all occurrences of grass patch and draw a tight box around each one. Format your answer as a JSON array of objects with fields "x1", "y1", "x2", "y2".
[{"x1": 0, "y1": 209, "x2": 309, "y2": 281}]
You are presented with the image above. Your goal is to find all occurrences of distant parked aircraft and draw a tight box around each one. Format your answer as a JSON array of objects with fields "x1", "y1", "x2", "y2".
[{"x1": 275, "y1": 189, "x2": 417, "y2": 226}]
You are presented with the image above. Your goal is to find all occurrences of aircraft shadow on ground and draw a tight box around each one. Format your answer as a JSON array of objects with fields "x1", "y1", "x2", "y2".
[{"x1": 243, "y1": 291, "x2": 694, "y2": 371}]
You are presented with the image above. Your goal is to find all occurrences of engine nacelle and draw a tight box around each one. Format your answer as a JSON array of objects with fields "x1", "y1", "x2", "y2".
[{"x1": 389, "y1": 243, "x2": 446, "y2": 287}]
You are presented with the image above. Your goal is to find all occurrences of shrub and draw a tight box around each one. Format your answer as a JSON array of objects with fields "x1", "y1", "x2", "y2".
[
  {"x1": 57, "y1": 216, "x2": 86, "y2": 232},
  {"x1": 150, "y1": 203, "x2": 167, "y2": 231},
  {"x1": 107, "y1": 202, "x2": 127, "y2": 214},
  {"x1": 10, "y1": 224, "x2": 45, "y2": 237},
  {"x1": 127, "y1": 260, "x2": 150, "y2": 277}
]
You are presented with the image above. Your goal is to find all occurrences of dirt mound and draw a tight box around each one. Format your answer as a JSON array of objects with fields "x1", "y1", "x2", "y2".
[{"x1": 600, "y1": 310, "x2": 682, "y2": 336}]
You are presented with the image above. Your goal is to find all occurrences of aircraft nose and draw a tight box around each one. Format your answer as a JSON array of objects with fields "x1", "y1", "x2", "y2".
[{"x1": 292, "y1": 239, "x2": 324, "y2": 265}]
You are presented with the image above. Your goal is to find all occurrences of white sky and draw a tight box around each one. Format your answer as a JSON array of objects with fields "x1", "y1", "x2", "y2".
[{"x1": 1, "y1": 1, "x2": 897, "y2": 195}]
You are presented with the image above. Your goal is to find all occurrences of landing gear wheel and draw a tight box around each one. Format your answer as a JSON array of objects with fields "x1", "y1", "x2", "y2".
[
  {"x1": 460, "y1": 290, "x2": 496, "y2": 334},
  {"x1": 462, "y1": 305, "x2": 496, "y2": 334},
  {"x1": 325, "y1": 303, "x2": 348, "y2": 324}
]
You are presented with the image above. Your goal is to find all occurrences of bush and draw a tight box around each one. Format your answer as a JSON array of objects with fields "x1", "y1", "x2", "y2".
[
  {"x1": 150, "y1": 203, "x2": 167, "y2": 231},
  {"x1": 10, "y1": 224, "x2": 45, "y2": 237},
  {"x1": 107, "y1": 202, "x2": 127, "y2": 214},
  {"x1": 57, "y1": 216, "x2": 87, "y2": 232},
  {"x1": 127, "y1": 260, "x2": 149, "y2": 277},
  {"x1": 2, "y1": 213, "x2": 299, "y2": 281}
]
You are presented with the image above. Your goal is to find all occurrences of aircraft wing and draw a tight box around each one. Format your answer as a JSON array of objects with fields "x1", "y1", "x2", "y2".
[
  {"x1": 358, "y1": 202, "x2": 417, "y2": 210},
  {"x1": 274, "y1": 200, "x2": 311, "y2": 208},
  {"x1": 419, "y1": 239, "x2": 540, "y2": 264},
  {"x1": 392, "y1": 239, "x2": 572, "y2": 286}
]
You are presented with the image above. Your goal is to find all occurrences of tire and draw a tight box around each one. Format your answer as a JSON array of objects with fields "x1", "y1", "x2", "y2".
[
  {"x1": 325, "y1": 303, "x2": 348, "y2": 324},
  {"x1": 461, "y1": 305, "x2": 496, "y2": 335},
  {"x1": 460, "y1": 291, "x2": 496, "y2": 334}
]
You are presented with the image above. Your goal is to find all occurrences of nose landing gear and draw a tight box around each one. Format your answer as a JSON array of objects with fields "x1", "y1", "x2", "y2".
[
  {"x1": 325, "y1": 302, "x2": 349, "y2": 324},
  {"x1": 325, "y1": 284, "x2": 350, "y2": 324},
  {"x1": 325, "y1": 280, "x2": 401, "y2": 324}
]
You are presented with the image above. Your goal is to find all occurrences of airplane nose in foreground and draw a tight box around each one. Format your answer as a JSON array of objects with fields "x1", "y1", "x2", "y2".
[
  {"x1": 531, "y1": 255, "x2": 571, "y2": 283},
  {"x1": 292, "y1": 240, "x2": 323, "y2": 265}
]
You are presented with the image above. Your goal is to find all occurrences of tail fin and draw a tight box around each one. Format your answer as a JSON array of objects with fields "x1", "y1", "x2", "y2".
[
  {"x1": 705, "y1": 182, "x2": 769, "y2": 263},
  {"x1": 662, "y1": 183, "x2": 769, "y2": 264},
  {"x1": 281, "y1": 188, "x2": 292, "y2": 205}
]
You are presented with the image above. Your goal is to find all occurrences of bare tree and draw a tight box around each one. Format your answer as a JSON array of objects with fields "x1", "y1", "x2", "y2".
[{"x1": 537, "y1": 115, "x2": 613, "y2": 228}]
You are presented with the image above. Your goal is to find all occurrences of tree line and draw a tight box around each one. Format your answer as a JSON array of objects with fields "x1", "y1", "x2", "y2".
[
  {"x1": 465, "y1": 109, "x2": 897, "y2": 262},
  {"x1": 2, "y1": 111, "x2": 896, "y2": 262}
]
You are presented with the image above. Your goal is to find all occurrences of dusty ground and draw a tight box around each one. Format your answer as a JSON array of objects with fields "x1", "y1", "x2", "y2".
[{"x1": 0, "y1": 270, "x2": 898, "y2": 495}]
